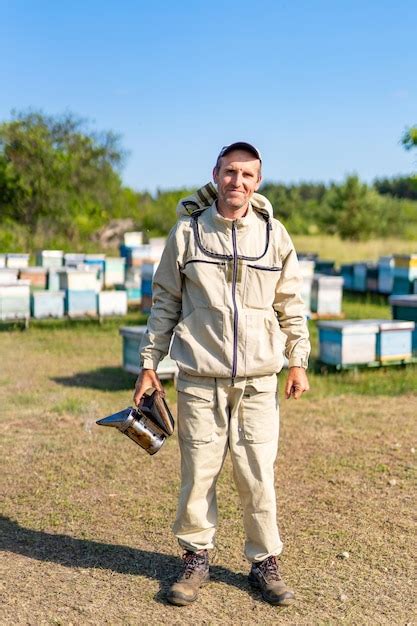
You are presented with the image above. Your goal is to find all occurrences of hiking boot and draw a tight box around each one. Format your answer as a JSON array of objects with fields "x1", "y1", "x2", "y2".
[
  {"x1": 248, "y1": 555, "x2": 294, "y2": 606},
  {"x1": 167, "y1": 549, "x2": 210, "y2": 606}
]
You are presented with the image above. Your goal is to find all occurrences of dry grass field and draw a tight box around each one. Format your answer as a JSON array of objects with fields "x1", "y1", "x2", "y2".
[{"x1": 1, "y1": 298, "x2": 416, "y2": 625}]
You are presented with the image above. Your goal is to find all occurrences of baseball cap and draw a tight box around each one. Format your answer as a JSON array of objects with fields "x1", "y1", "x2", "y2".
[{"x1": 217, "y1": 141, "x2": 262, "y2": 163}]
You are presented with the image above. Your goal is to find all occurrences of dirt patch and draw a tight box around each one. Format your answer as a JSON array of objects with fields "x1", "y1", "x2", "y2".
[{"x1": 1, "y1": 326, "x2": 416, "y2": 625}]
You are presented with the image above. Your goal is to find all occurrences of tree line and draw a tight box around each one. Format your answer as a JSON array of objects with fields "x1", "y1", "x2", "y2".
[{"x1": 0, "y1": 111, "x2": 416, "y2": 252}]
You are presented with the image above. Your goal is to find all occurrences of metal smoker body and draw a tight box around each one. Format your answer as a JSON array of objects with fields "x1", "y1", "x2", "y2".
[{"x1": 96, "y1": 392, "x2": 174, "y2": 455}]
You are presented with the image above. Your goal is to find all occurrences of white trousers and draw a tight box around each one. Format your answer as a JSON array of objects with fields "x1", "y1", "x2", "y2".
[{"x1": 172, "y1": 373, "x2": 283, "y2": 563}]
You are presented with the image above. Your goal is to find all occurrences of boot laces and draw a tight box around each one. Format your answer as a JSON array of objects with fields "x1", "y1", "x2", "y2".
[
  {"x1": 182, "y1": 551, "x2": 206, "y2": 580},
  {"x1": 260, "y1": 555, "x2": 282, "y2": 581}
]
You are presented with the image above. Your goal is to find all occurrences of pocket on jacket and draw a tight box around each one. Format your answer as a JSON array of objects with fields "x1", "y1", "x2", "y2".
[
  {"x1": 177, "y1": 381, "x2": 216, "y2": 444},
  {"x1": 243, "y1": 265, "x2": 281, "y2": 309},
  {"x1": 244, "y1": 310, "x2": 285, "y2": 375},
  {"x1": 239, "y1": 381, "x2": 279, "y2": 444}
]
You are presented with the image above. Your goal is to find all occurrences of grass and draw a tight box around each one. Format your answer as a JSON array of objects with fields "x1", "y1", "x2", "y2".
[
  {"x1": 1, "y1": 295, "x2": 416, "y2": 625},
  {"x1": 292, "y1": 234, "x2": 416, "y2": 265}
]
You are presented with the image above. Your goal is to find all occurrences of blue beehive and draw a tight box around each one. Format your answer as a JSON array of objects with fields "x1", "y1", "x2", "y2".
[
  {"x1": 378, "y1": 256, "x2": 394, "y2": 294},
  {"x1": 119, "y1": 326, "x2": 177, "y2": 378},
  {"x1": 371, "y1": 319, "x2": 414, "y2": 362},
  {"x1": 366, "y1": 264, "x2": 378, "y2": 293},
  {"x1": 352, "y1": 263, "x2": 368, "y2": 292},
  {"x1": 318, "y1": 320, "x2": 379, "y2": 366},
  {"x1": 31, "y1": 290, "x2": 65, "y2": 319},
  {"x1": 65, "y1": 290, "x2": 97, "y2": 317},
  {"x1": 390, "y1": 295, "x2": 417, "y2": 356},
  {"x1": 392, "y1": 255, "x2": 417, "y2": 295},
  {"x1": 340, "y1": 264, "x2": 354, "y2": 290}
]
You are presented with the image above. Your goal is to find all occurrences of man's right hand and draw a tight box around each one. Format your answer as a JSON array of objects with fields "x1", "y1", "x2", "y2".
[{"x1": 133, "y1": 368, "x2": 164, "y2": 406}]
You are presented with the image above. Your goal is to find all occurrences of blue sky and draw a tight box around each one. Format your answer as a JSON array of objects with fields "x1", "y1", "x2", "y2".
[{"x1": 1, "y1": 0, "x2": 416, "y2": 193}]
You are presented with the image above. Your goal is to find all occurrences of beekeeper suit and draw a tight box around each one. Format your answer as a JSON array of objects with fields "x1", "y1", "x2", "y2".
[{"x1": 134, "y1": 142, "x2": 310, "y2": 607}]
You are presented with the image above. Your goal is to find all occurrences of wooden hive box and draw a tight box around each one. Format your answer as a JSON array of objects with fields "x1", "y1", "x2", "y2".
[
  {"x1": 64, "y1": 290, "x2": 97, "y2": 317},
  {"x1": 116, "y1": 283, "x2": 142, "y2": 305},
  {"x1": 119, "y1": 325, "x2": 177, "y2": 379},
  {"x1": 64, "y1": 253, "x2": 85, "y2": 267},
  {"x1": 318, "y1": 320, "x2": 379, "y2": 366},
  {"x1": 104, "y1": 257, "x2": 126, "y2": 287},
  {"x1": 352, "y1": 263, "x2": 368, "y2": 292},
  {"x1": 6, "y1": 253, "x2": 30, "y2": 269},
  {"x1": 0, "y1": 281, "x2": 31, "y2": 321},
  {"x1": 123, "y1": 231, "x2": 143, "y2": 247},
  {"x1": 31, "y1": 290, "x2": 65, "y2": 319},
  {"x1": 58, "y1": 268, "x2": 99, "y2": 292},
  {"x1": 373, "y1": 319, "x2": 414, "y2": 362},
  {"x1": 341, "y1": 264, "x2": 354, "y2": 290},
  {"x1": 378, "y1": 256, "x2": 394, "y2": 294},
  {"x1": 0, "y1": 268, "x2": 19, "y2": 285},
  {"x1": 392, "y1": 255, "x2": 417, "y2": 295},
  {"x1": 19, "y1": 266, "x2": 48, "y2": 289},
  {"x1": 97, "y1": 290, "x2": 128, "y2": 317},
  {"x1": 389, "y1": 295, "x2": 417, "y2": 355},
  {"x1": 366, "y1": 264, "x2": 379, "y2": 293},
  {"x1": 314, "y1": 259, "x2": 335, "y2": 275},
  {"x1": 36, "y1": 250, "x2": 64, "y2": 268},
  {"x1": 311, "y1": 274, "x2": 343, "y2": 315}
]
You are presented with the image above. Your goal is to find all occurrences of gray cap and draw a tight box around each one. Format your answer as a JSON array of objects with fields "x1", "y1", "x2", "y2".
[{"x1": 217, "y1": 141, "x2": 262, "y2": 163}]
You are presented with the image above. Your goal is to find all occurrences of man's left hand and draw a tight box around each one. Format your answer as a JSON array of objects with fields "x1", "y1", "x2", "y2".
[{"x1": 285, "y1": 367, "x2": 310, "y2": 400}]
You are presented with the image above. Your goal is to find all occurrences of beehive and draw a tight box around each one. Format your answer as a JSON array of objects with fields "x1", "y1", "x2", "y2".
[
  {"x1": 64, "y1": 253, "x2": 85, "y2": 267},
  {"x1": 314, "y1": 259, "x2": 335, "y2": 275},
  {"x1": 373, "y1": 319, "x2": 414, "y2": 362},
  {"x1": 392, "y1": 255, "x2": 417, "y2": 295},
  {"x1": 104, "y1": 257, "x2": 126, "y2": 287},
  {"x1": 352, "y1": 263, "x2": 368, "y2": 292},
  {"x1": 97, "y1": 290, "x2": 128, "y2": 317},
  {"x1": 0, "y1": 268, "x2": 19, "y2": 285},
  {"x1": 390, "y1": 295, "x2": 417, "y2": 355},
  {"x1": 123, "y1": 231, "x2": 143, "y2": 247},
  {"x1": 366, "y1": 264, "x2": 378, "y2": 293},
  {"x1": 0, "y1": 254, "x2": 6, "y2": 268},
  {"x1": 19, "y1": 267, "x2": 48, "y2": 289},
  {"x1": 31, "y1": 290, "x2": 65, "y2": 319},
  {"x1": 310, "y1": 274, "x2": 343, "y2": 315},
  {"x1": 58, "y1": 268, "x2": 99, "y2": 292},
  {"x1": 65, "y1": 290, "x2": 97, "y2": 317},
  {"x1": 318, "y1": 320, "x2": 379, "y2": 366},
  {"x1": 341, "y1": 264, "x2": 354, "y2": 290},
  {"x1": 119, "y1": 325, "x2": 177, "y2": 379},
  {"x1": 6, "y1": 253, "x2": 30, "y2": 269},
  {"x1": 36, "y1": 250, "x2": 64, "y2": 268},
  {"x1": 378, "y1": 256, "x2": 394, "y2": 294},
  {"x1": 0, "y1": 281, "x2": 31, "y2": 321}
]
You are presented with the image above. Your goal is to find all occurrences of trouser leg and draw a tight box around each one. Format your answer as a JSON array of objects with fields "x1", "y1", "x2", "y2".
[
  {"x1": 172, "y1": 380, "x2": 228, "y2": 551},
  {"x1": 228, "y1": 380, "x2": 283, "y2": 563}
]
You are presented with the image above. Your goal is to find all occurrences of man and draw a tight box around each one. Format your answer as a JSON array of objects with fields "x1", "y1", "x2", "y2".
[{"x1": 134, "y1": 142, "x2": 310, "y2": 607}]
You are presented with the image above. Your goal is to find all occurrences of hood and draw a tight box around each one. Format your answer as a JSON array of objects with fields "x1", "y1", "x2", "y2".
[{"x1": 176, "y1": 182, "x2": 273, "y2": 220}]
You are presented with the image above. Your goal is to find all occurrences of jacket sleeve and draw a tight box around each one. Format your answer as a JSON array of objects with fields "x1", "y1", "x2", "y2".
[
  {"x1": 273, "y1": 230, "x2": 311, "y2": 369},
  {"x1": 139, "y1": 222, "x2": 188, "y2": 370}
]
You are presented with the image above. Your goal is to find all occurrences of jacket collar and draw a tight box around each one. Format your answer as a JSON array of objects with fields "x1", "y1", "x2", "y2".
[{"x1": 211, "y1": 201, "x2": 258, "y2": 230}]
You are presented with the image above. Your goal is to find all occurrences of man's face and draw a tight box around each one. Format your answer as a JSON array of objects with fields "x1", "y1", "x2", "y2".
[{"x1": 213, "y1": 149, "x2": 262, "y2": 212}]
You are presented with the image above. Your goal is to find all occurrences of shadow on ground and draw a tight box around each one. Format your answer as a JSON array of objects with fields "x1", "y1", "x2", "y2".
[
  {"x1": 1, "y1": 516, "x2": 250, "y2": 603},
  {"x1": 52, "y1": 367, "x2": 135, "y2": 391}
]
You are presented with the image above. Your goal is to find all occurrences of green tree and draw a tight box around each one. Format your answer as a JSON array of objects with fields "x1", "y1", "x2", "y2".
[
  {"x1": 321, "y1": 175, "x2": 381, "y2": 241},
  {"x1": 401, "y1": 125, "x2": 417, "y2": 150},
  {"x1": 0, "y1": 110, "x2": 126, "y2": 245}
]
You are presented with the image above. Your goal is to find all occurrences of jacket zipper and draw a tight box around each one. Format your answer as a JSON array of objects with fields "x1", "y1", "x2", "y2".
[{"x1": 231, "y1": 221, "x2": 238, "y2": 384}]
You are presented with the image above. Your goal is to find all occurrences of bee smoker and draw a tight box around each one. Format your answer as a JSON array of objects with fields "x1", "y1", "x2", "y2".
[{"x1": 96, "y1": 391, "x2": 174, "y2": 455}]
